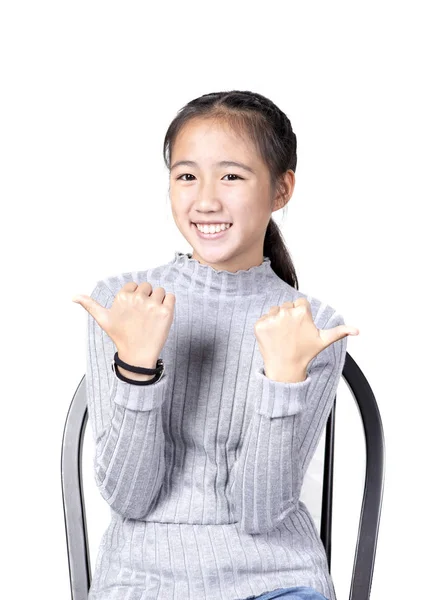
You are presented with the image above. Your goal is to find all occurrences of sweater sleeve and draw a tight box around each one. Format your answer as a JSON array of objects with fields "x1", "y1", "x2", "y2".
[
  {"x1": 229, "y1": 311, "x2": 347, "y2": 534},
  {"x1": 86, "y1": 279, "x2": 169, "y2": 520}
]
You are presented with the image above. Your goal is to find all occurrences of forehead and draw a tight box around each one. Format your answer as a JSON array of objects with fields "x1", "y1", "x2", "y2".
[{"x1": 173, "y1": 117, "x2": 258, "y2": 161}]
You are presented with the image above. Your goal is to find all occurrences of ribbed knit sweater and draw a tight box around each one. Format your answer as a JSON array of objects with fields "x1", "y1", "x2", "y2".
[{"x1": 85, "y1": 251, "x2": 347, "y2": 600}]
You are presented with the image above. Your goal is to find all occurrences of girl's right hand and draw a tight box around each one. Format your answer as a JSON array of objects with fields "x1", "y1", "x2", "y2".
[{"x1": 72, "y1": 281, "x2": 176, "y2": 366}]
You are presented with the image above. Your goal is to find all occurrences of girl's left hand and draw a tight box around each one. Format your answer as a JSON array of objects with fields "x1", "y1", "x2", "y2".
[{"x1": 254, "y1": 297, "x2": 359, "y2": 373}]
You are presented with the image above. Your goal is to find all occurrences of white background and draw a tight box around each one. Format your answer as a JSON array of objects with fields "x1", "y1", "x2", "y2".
[{"x1": 1, "y1": 1, "x2": 436, "y2": 599}]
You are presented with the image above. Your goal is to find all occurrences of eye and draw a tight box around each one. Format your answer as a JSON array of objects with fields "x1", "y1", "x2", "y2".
[
  {"x1": 223, "y1": 174, "x2": 242, "y2": 181},
  {"x1": 176, "y1": 173, "x2": 243, "y2": 181},
  {"x1": 176, "y1": 173, "x2": 195, "y2": 181}
]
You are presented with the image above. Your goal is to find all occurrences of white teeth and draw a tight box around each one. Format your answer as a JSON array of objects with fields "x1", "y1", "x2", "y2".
[{"x1": 195, "y1": 223, "x2": 231, "y2": 233}]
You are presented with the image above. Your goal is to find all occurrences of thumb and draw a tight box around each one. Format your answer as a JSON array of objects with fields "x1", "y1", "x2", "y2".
[
  {"x1": 72, "y1": 294, "x2": 108, "y2": 328},
  {"x1": 319, "y1": 325, "x2": 360, "y2": 349}
]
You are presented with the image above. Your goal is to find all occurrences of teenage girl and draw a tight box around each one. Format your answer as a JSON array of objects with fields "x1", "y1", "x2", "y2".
[{"x1": 73, "y1": 90, "x2": 359, "y2": 600}]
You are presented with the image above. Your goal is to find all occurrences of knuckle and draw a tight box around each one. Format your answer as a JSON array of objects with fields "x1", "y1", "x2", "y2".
[{"x1": 158, "y1": 305, "x2": 170, "y2": 317}]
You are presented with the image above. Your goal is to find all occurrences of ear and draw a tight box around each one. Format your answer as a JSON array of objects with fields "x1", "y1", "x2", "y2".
[{"x1": 273, "y1": 169, "x2": 295, "y2": 211}]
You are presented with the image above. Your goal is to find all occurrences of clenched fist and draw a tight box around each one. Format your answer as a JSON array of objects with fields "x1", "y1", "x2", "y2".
[{"x1": 72, "y1": 281, "x2": 176, "y2": 367}]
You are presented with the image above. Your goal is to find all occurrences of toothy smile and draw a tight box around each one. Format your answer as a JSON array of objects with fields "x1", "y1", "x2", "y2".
[{"x1": 194, "y1": 223, "x2": 232, "y2": 233}]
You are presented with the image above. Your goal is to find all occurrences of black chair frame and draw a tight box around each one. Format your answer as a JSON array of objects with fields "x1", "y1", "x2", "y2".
[{"x1": 61, "y1": 352, "x2": 385, "y2": 600}]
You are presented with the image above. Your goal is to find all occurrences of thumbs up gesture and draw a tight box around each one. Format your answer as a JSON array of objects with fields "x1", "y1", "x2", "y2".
[
  {"x1": 254, "y1": 297, "x2": 359, "y2": 382},
  {"x1": 72, "y1": 282, "x2": 176, "y2": 366}
]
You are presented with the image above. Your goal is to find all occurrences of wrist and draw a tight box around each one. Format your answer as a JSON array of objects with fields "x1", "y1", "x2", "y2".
[
  {"x1": 263, "y1": 362, "x2": 308, "y2": 383},
  {"x1": 114, "y1": 351, "x2": 160, "y2": 383},
  {"x1": 116, "y1": 351, "x2": 158, "y2": 370},
  {"x1": 116, "y1": 365, "x2": 156, "y2": 382}
]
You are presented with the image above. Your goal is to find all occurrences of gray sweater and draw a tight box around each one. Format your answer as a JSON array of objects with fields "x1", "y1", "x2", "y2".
[{"x1": 86, "y1": 251, "x2": 347, "y2": 600}]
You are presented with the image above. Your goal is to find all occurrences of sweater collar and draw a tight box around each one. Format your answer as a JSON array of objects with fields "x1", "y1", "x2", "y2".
[{"x1": 171, "y1": 251, "x2": 279, "y2": 296}]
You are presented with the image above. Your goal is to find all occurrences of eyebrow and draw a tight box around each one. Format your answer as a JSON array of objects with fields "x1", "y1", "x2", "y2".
[{"x1": 170, "y1": 160, "x2": 256, "y2": 174}]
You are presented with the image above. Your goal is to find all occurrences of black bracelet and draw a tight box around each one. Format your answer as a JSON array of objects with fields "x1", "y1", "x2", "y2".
[
  {"x1": 112, "y1": 352, "x2": 165, "y2": 386},
  {"x1": 114, "y1": 352, "x2": 163, "y2": 375}
]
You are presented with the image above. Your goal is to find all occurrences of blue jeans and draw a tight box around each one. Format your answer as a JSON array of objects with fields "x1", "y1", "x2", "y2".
[{"x1": 250, "y1": 586, "x2": 329, "y2": 600}]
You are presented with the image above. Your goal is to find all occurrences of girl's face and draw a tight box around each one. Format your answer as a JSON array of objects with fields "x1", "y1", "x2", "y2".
[{"x1": 169, "y1": 117, "x2": 294, "y2": 273}]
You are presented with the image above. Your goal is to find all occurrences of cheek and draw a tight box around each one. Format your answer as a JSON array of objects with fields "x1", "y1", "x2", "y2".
[
  {"x1": 173, "y1": 187, "x2": 195, "y2": 205},
  {"x1": 170, "y1": 188, "x2": 193, "y2": 213},
  {"x1": 239, "y1": 195, "x2": 268, "y2": 221}
]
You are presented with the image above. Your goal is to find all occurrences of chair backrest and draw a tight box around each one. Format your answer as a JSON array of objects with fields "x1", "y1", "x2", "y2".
[
  {"x1": 61, "y1": 351, "x2": 385, "y2": 600},
  {"x1": 320, "y1": 352, "x2": 385, "y2": 600}
]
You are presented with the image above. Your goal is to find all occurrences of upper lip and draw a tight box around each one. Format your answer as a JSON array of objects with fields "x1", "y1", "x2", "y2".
[{"x1": 192, "y1": 221, "x2": 232, "y2": 224}]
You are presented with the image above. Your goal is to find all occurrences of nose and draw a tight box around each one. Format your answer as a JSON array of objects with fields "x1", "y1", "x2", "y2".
[{"x1": 194, "y1": 178, "x2": 222, "y2": 212}]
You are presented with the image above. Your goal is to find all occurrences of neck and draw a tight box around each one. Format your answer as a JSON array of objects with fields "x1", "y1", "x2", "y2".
[{"x1": 169, "y1": 251, "x2": 281, "y2": 296}]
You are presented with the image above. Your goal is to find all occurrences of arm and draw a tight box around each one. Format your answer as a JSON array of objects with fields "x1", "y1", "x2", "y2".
[
  {"x1": 86, "y1": 280, "x2": 169, "y2": 520},
  {"x1": 229, "y1": 311, "x2": 347, "y2": 534}
]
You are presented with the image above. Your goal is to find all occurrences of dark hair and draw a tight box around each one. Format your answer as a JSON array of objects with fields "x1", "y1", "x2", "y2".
[{"x1": 163, "y1": 90, "x2": 299, "y2": 290}]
